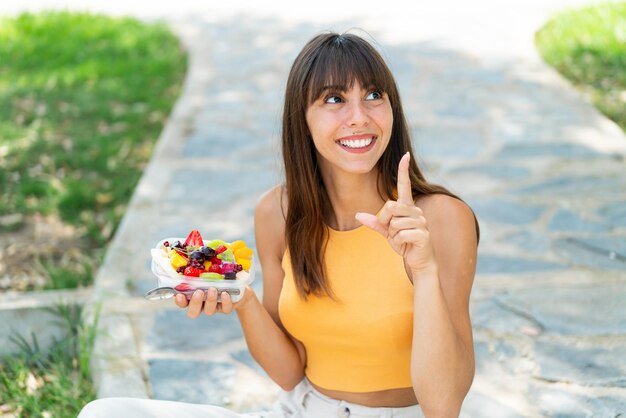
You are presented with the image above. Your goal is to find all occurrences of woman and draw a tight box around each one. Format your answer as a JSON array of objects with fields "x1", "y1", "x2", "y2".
[{"x1": 79, "y1": 31, "x2": 478, "y2": 418}]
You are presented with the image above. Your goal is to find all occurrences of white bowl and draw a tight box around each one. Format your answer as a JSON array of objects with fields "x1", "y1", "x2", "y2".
[{"x1": 149, "y1": 237, "x2": 255, "y2": 303}]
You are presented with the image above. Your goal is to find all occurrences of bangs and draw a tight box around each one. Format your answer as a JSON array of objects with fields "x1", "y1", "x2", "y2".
[{"x1": 306, "y1": 35, "x2": 394, "y2": 104}]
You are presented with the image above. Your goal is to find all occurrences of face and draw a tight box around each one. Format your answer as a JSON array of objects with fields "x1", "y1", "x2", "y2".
[{"x1": 305, "y1": 81, "x2": 393, "y2": 176}]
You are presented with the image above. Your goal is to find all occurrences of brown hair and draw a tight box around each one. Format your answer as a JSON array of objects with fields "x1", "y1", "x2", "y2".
[{"x1": 282, "y1": 31, "x2": 478, "y2": 299}]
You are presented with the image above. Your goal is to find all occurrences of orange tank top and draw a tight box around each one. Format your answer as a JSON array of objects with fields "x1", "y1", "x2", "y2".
[{"x1": 279, "y1": 223, "x2": 414, "y2": 392}]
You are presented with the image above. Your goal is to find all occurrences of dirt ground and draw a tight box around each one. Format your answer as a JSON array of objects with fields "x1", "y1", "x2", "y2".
[{"x1": 0, "y1": 214, "x2": 90, "y2": 291}]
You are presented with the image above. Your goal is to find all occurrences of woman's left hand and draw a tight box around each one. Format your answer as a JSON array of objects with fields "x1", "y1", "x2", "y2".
[{"x1": 355, "y1": 152, "x2": 437, "y2": 277}]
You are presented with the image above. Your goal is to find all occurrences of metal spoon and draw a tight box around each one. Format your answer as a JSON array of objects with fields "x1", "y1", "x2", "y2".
[{"x1": 144, "y1": 286, "x2": 241, "y2": 301}]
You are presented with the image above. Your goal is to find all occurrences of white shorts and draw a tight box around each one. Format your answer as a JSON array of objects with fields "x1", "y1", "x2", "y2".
[{"x1": 78, "y1": 378, "x2": 424, "y2": 418}]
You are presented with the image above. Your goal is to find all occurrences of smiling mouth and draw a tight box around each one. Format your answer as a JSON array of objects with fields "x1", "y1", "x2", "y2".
[{"x1": 336, "y1": 136, "x2": 376, "y2": 149}]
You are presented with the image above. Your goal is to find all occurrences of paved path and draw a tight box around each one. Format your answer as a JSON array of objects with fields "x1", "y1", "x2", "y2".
[{"x1": 4, "y1": 2, "x2": 626, "y2": 416}]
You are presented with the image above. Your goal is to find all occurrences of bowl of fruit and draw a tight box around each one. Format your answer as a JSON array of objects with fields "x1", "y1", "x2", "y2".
[{"x1": 146, "y1": 229, "x2": 255, "y2": 302}]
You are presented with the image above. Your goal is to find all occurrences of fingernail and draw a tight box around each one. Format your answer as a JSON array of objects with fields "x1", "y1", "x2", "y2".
[{"x1": 210, "y1": 288, "x2": 217, "y2": 297}]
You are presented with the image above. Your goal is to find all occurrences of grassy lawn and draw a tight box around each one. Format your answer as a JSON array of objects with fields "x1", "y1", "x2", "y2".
[
  {"x1": 0, "y1": 303, "x2": 100, "y2": 417},
  {"x1": 0, "y1": 11, "x2": 187, "y2": 290},
  {"x1": 535, "y1": 2, "x2": 626, "y2": 133},
  {"x1": 0, "y1": 11, "x2": 186, "y2": 417}
]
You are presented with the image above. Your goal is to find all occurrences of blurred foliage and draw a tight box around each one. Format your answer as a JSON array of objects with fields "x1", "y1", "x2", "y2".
[
  {"x1": 0, "y1": 12, "x2": 187, "y2": 288},
  {"x1": 535, "y1": 2, "x2": 626, "y2": 132}
]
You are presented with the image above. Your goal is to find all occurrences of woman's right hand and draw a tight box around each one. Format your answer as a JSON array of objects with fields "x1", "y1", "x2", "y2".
[{"x1": 174, "y1": 286, "x2": 255, "y2": 319}]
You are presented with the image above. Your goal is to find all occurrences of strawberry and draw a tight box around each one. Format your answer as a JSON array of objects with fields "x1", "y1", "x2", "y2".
[
  {"x1": 215, "y1": 245, "x2": 227, "y2": 254},
  {"x1": 210, "y1": 257, "x2": 222, "y2": 265},
  {"x1": 208, "y1": 263, "x2": 223, "y2": 274},
  {"x1": 184, "y1": 229, "x2": 204, "y2": 248},
  {"x1": 183, "y1": 266, "x2": 204, "y2": 277}
]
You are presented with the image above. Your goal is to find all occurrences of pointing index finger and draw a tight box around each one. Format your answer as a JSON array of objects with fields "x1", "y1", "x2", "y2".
[{"x1": 397, "y1": 152, "x2": 413, "y2": 205}]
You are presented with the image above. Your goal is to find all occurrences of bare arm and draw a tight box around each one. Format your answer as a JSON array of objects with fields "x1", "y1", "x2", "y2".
[
  {"x1": 409, "y1": 195, "x2": 476, "y2": 417},
  {"x1": 356, "y1": 153, "x2": 476, "y2": 417},
  {"x1": 175, "y1": 186, "x2": 306, "y2": 390},
  {"x1": 237, "y1": 186, "x2": 306, "y2": 390}
]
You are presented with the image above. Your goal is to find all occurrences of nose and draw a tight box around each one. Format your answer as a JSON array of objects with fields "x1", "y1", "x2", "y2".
[{"x1": 346, "y1": 100, "x2": 369, "y2": 127}]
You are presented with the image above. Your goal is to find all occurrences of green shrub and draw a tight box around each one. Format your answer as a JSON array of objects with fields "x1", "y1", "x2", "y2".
[{"x1": 535, "y1": 2, "x2": 626, "y2": 131}]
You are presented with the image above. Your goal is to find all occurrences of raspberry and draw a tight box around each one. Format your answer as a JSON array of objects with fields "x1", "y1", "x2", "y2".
[{"x1": 210, "y1": 257, "x2": 222, "y2": 265}]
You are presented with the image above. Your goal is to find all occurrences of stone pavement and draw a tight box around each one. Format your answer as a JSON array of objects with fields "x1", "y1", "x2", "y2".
[{"x1": 4, "y1": 2, "x2": 626, "y2": 416}]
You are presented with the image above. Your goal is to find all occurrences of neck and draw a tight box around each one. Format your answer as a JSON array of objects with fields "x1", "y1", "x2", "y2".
[{"x1": 319, "y1": 167, "x2": 385, "y2": 231}]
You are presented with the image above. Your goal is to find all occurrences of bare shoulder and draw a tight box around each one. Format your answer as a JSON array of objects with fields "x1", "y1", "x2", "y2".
[
  {"x1": 416, "y1": 193, "x2": 478, "y2": 292},
  {"x1": 254, "y1": 184, "x2": 288, "y2": 319},
  {"x1": 255, "y1": 184, "x2": 287, "y2": 226},
  {"x1": 415, "y1": 193, "x2": 477, "y2": 242},
  {"x1": 254, "y1": 184, "x2": 287, "y2": 258}
]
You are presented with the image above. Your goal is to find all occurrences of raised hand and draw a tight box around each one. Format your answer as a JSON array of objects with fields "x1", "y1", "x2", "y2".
[{"x1": 355, "y1": 152, "x2": 437, "y2": 278}]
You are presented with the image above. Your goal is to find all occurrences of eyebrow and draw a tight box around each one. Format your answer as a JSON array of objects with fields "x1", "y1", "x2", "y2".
[
  {"x1": 319, "y1": 84, "x2": 348, "y2": 93},
  {"x1": 319, "y1": 83, "x2": 378, "y2": 93}
]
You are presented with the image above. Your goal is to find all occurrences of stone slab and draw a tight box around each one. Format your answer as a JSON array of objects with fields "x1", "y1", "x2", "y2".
[
  {"x1": 461, "y1": 390, "x2": 525, "y2": 418},
  {"x1": 554, "y1": 237, "x2": 626, "y2": 271},
  {"x1": 468, "y1": 198, "x2": 545, "y2": 225},
  {"x1": 497, "y1": 142, "x2": 600, "y2": 159},
  {"x1": 597, "y1": 201, "x2": 626, "y2": 229},
  {"x1": 473, "y1": 339, "x2": 522, "y2": 376},
  {"x1": 165, "y1": 167, "x2": 279, "y2": 206},
  {"x1": 472, "y1": 298, "x2": 537, "y2": 335},
  {"x1": 146, "y1": 309, "x2": 243, "y2": 353},
  {"x1": 530, "y1": 385, "x2": 626, "y2": 417},
  {"x1": 504, "y1": 229, "x2": 551, "y2": 256},
  {"x1": 548, "y1": 209, "x2": 610, "y2": 233},
  {"x1": 534, "y1": 341, "x2": 626, "y2": 387},
  {"x1": 497, "y1": 284, "x2": 626, "y2": 335},
  {"x1": 0, "y1": 288, "x2": 91, "y2": 356},
  {"x1": 414, "y1": 125, "x2": 485, "y2": 159},
  {"x1": 449, "y1": 164, "x2": 531, "y2": 180},
  {"x1": 149, "y1": 359, "x2": 237, "y2": 405},
  {"x1": 477, "y1": 255, "x2": 565, "y2": 274},
  {"x1": 516, "y1": 176, "x2": 625, "y2": 197}
]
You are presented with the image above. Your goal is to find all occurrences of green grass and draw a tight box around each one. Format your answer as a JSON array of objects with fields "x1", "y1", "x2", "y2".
[
  {"x1": 0, "y1": 12, "x2": 187, "y2": 288},
  {"x1": 535, "y1": 2, "x2": 626, "y2": 132},
  {"x1": 0, "y1": 303, "x2": 100, "y2": 417}
]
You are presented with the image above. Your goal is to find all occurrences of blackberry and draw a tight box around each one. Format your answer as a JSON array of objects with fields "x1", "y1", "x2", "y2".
[
  {"x1": 201, "y1": 246, "x2": 216, "y2": 258},
  {"x1": 190, "y1": 250, "x2": 205, "y2": 262},
  {"x1": 224, "y1": 272, "x2": 237, "y2": 280}
]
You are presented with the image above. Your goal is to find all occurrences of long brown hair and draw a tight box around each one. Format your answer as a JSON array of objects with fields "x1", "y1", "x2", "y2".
[{"x1": 282, "y1": 31, "x2": 478, "y2": 299}]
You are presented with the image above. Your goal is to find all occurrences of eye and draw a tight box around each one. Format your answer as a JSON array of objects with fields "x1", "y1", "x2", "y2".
[
  {"x1": 366, "y1": 91, "x2": 383, "y2": 100},
  {"x1": 324, "y1": 95, "x2": 343, "y2": 104}
]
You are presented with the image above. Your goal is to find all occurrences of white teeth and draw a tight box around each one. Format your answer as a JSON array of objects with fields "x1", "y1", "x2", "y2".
[{"x1": 339, "y1": 137, "x2": 374, "y2": 148}]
